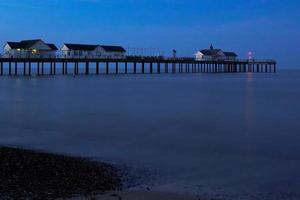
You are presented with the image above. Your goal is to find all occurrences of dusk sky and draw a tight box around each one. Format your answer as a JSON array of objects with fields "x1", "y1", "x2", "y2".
[{"x1": 0, "y1": 0, "x2": 299, "y2": 68}]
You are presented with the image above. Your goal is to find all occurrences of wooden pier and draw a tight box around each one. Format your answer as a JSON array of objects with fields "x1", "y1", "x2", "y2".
[{"x1": 0, "y1": 58, "x2": 276, "y2": 76}]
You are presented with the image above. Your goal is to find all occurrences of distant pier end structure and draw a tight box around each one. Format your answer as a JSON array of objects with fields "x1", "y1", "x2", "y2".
[{"x1": 194, "y1": 45, "x2": 238, "y2": 61}]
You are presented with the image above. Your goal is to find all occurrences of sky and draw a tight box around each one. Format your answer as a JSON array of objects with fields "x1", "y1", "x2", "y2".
[{"x1": 0, "y1": 0, "x2": 299, "y2": 68}]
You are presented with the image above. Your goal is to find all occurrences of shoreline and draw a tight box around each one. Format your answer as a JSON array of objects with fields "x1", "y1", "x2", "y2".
[{"x1": 69, "y1": 191, "x2": 202, "y2": 200}]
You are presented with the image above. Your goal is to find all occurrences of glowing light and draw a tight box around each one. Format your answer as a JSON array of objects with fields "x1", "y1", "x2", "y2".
[
  {"x1": 248, "y1": 51, "x2": 253, "y2": 60},
  {"x1": 17, "y1": 49, "x2": 21, "y2": 51}
]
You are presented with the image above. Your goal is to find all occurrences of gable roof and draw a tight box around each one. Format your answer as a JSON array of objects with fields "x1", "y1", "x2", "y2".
[
  {"x1": 200, "y1": 49, "x2": 222, "y2": 56},
  {"x1": 223, "y1": 52, "x2": 238, "y2": 57},
  {"x1": 63, "y1": 43, "x2": 99, "y2": 51},
  {"x1": 47, "y1": 43, "x2": 58, "y2": 50},
  {"x1": 19, "y1": 39, "x2": 42, "y2": 48},
  {"x1": 6, "y1": 39, "x2": 57, "y2": 51},
  {"x1": 100, "y1": 45, "x2": 126, "y2": 52},
  {"x1": 6, "y1": 42, "x2": 24, "y2": 49}
]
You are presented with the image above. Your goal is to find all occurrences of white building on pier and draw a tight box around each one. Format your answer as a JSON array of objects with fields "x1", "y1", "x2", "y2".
[
  {"x1": 61, "y1": 43, "x2": 126, "y2": 59},
  {"x1": 195, "y1": 45, "x2": 238, "y2": 61},
  {"x1": 3, "y1": 39, "x2": 58, "y2": 58}
]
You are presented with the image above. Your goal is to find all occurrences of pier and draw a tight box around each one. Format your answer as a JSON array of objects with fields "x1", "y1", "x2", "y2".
[{"x1": 0, "y1": 57, "x2": 276, "y2": 76}]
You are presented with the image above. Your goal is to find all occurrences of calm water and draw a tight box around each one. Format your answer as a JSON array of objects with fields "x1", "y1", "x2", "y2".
[{"x1": 1, "y1": 70, "x2": 300, "y2": 200}]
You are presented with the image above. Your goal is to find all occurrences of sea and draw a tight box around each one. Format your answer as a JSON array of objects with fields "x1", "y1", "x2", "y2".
[{"x1": 0, "y1": 68, "x2": 300, "y2": 200}]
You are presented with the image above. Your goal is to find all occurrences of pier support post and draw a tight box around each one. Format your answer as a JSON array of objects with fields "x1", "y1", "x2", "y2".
[
  {"x1": 0, "y1": 62, "x2": 3, "y2": 76},
  {"x1": 50, "y1": 62, "x2": 53, "y2": 75},
  {"x1": 150, "y1": 62, "x2": 153, "y2": 74},
  {"x1": 274, "y1": 64, "x2": 276, "y2": 73},
  {"x1": 15, "y1": 62, "x2": 18, "y2": 76},
  {"x1": 85, "y1": 62, "x2": 89, "y2": 75},
  {"x1": 41, "y1": 62, "x2": 44, "y2": 75},
  {"x1": 9, "y1": 62, "x2": 11, "y2": 76},
  {"x1": 172, "y1": 63, "x2": 175, "y2": 73},
  {"x1": 76, "y1": 62, "x2": 79, "y2": 75},
  {"x1": 24, "y1": 62, "x2": 26, "y2": 76},
  {"x1": 116, "y1": 62, "x2": 119, "y2": 74},
  {"x1": 28, "y1": 62, "x2": 31, "y2": 76},
  {"x1": 142, "y1": 62, "x2": 145, "y2": 74},
  {"x1": 96, "y1": 62, "x2": 99, "y2": 75},
  {"x1": 165, "y1": 63, "x2": 168, "y2": 73},
  {"x1": 62, "y1": 62, "x2": 65, "y2": 75},
  {"x1": 53, "y1": 62, "x2": 56, "y2": 75},
  {"x1": 133, "y1": 62, "x2": 136, "y2": 74},
  {"x1": 37, "y1": 62, "x2": 40, "y2": 76},
  {"x1": 73, "y1": 62, "x2": 77, "y2": 75},
  {"x1": 157, "y1": 62, "x2": 161, "y2": 74},
  {"x1": 65, "y1": 62, "x2": 68, "y2": 75},
  {"x1": 265, "y1": 64, "x2": 268, "y2": 73},
  {"x1": 125, "y1": 62, "x2": 128, "y2": 74},
  {"x1": 106, "y1": 62, "x2": 109, "y2": 74}
]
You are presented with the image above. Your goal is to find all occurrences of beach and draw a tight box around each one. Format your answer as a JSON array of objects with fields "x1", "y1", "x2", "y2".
[{"x1": 0, "y1": 147, "x2": 121, "y2": 199}]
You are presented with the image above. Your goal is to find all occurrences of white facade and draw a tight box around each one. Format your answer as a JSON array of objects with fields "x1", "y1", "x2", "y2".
[
  {"x1": 194, "y1": 45, "x2": 237, "y2": 61},
  {"x1": 194, "y1": 50, "x2": 226, "y2": 61},
  {"x1": 61, "y1": 44, "x2": 126, "y2": 59},
  {"x1": 61, "y1": 45, "x2": 99, "y2": 58},
  {"x1": 194, "y1": 51, "x2": 204, "y2": 61},
  {"x1": 98, "y1": 46, "x2": 126, "y2": 59},
  {"x1": 3, "y1": 40, "x2": 57, "y2": 58}
]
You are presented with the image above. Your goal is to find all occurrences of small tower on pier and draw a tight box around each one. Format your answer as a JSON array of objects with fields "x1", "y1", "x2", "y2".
[{"x1": 172, "y1": 49, "x2": 177, "y2": 59}]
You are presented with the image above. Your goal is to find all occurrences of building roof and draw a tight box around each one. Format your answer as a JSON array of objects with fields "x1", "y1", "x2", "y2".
[
  {"x1": 199, "y1": 45, "x2": 238, "y2": 57},
  {"x1": 200, "y1": 49, "x2": 222, "y2": 56},
  {"x1": 19, "y1": 39, "x2": 42, "y2": 48},
  {"x1": 6, "y1": 39, "x2": 57, "y2": 51},
  {"x1": 6, "y1": 42, "x2": 24, "y2": 49},
  {"x1": 47, "y1": 43, "x2": 58, "y2": 50},
  {"x1": 223, "y1": 52, "x2": 238, "y2": 57},
  {"x1": 100, "y1": 45, "x2": 126, "y2": 52},
  {"x1": 63, "y1": 43, "x2": 99, "y2": 51}
]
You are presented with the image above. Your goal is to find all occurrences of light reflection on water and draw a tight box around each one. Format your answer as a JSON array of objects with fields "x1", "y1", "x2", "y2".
[
  {"x1": 1, "y1": 70, "x2": 300, "y2": 199},
  {"x1": 245, "y1": 72, "x2": 254, "y2": 134}
]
